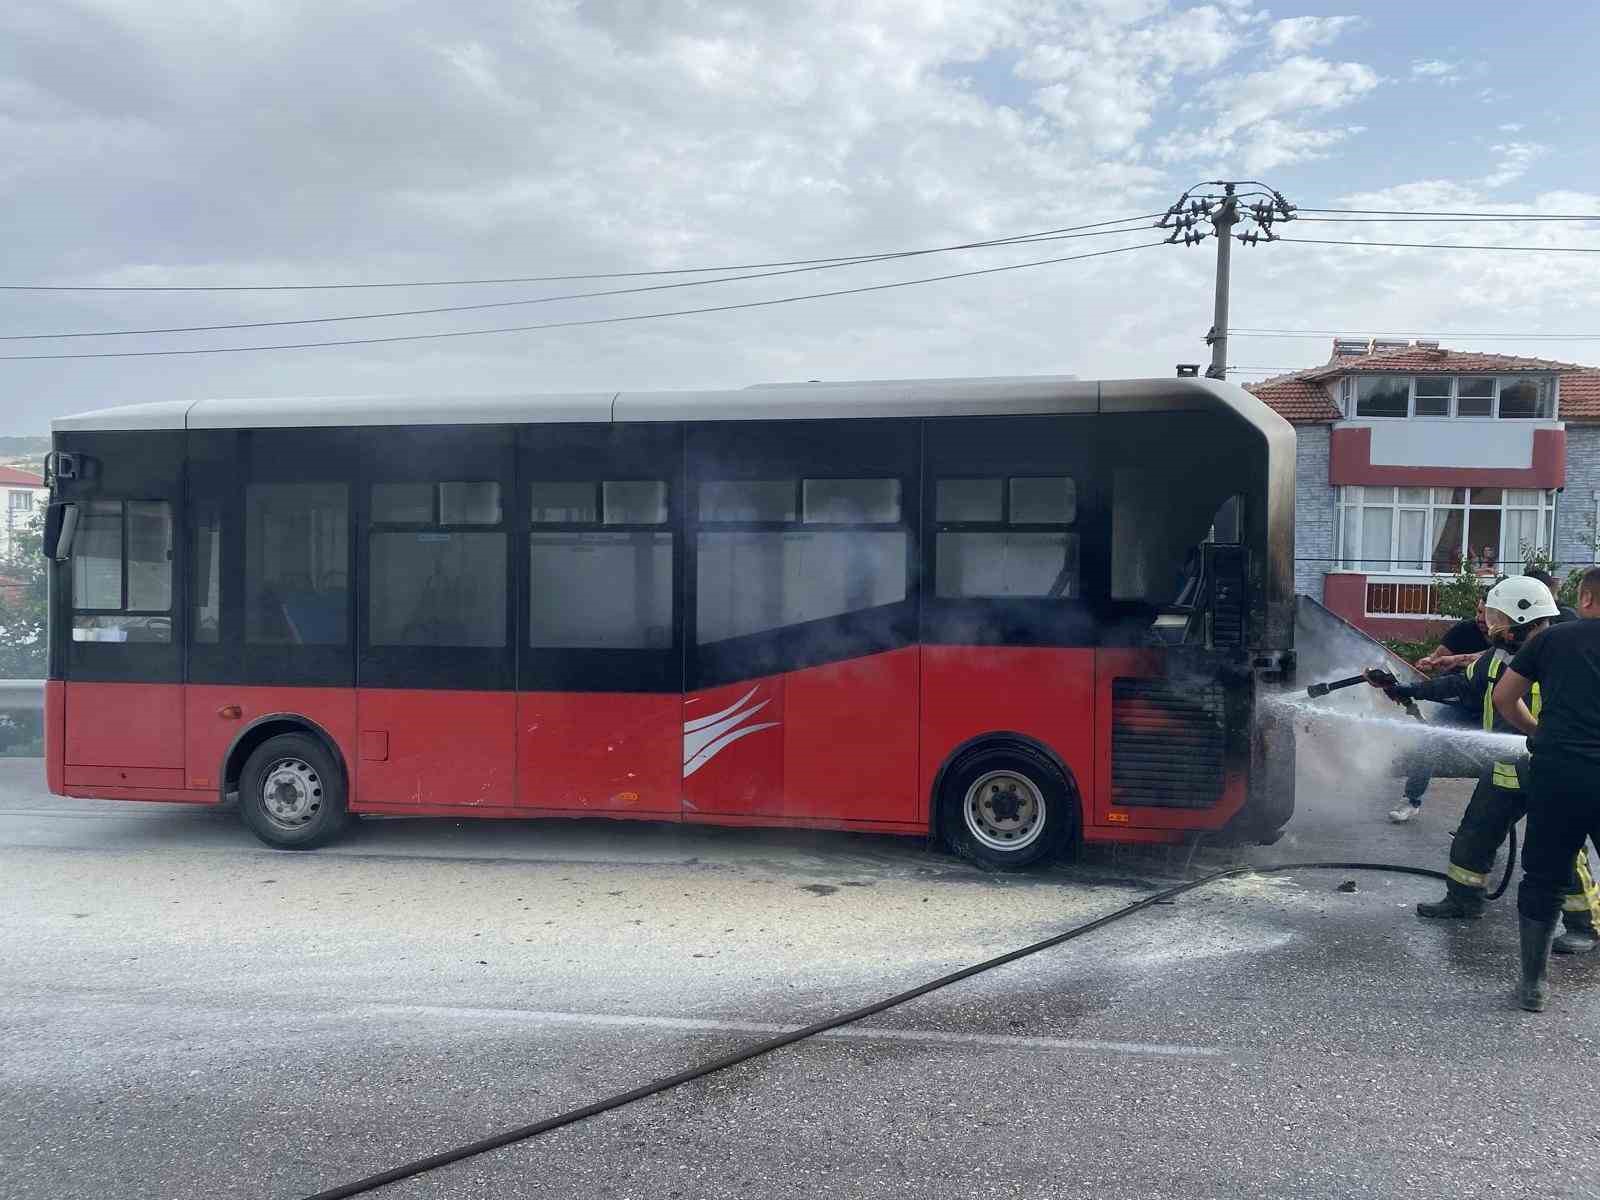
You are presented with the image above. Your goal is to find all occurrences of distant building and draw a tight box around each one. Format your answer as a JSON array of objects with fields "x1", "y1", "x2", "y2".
[
  {"x1": 1247, "y1": 340, "x2": 1600, "y2": 640},
  {"x1": 0, "y1": 466, "x2": 47, "y2": 563}
]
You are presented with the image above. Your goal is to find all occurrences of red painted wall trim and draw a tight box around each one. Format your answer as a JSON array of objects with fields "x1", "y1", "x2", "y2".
[
  {"x1": 1329, "y1": 425, "x2": 1565, "y2": 488},
  {"x1": 1322, "y1": 573, "x2": 1368, "y2": 628},
  {"x1": 1323, "y1": 572, "x2": 1453, "y2": 643}
]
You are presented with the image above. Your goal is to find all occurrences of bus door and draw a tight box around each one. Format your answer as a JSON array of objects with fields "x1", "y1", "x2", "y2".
[
  {"x1": 516, "y1": 424, "x2": 684, "y2": 815},
  {"x1": 51, "y1": 429, "x2": 186, "y2": 788},
  {"x1": 185, "y1": 428, "x2": 361, "y2": 797},
  {"x1": 354, "y1": 427, "x2": 517, "y2": 811},
  {"x1": 685, "y1": 419, "x2": 920, "y2": 823}
]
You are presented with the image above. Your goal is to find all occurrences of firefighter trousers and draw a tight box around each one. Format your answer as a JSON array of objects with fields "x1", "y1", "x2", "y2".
[
  {"x1": 1519, "y1": 751, "x2": 1600, "y2": 925},
  {"x1": 1447, "y1": 771, "x2": 1600, "y2": 931}
]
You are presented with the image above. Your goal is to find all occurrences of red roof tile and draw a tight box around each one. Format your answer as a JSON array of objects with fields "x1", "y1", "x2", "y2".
[
  {"x1": 1244, "y1": 373, "x2": 1341, "y2": 423},
  {"x1": 0, "y1": 466, "x2": 43, "y2": 487},
  {"x1": 1559, "y1": 370, "x2": 1600, "y2": 420},
  {"x1": 1303, "y1": 345, "x2": 1587, "y2": 379}
]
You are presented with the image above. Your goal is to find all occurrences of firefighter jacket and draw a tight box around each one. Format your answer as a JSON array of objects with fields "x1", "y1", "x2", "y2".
[{"x1": 1402, "y1": 648, "x2": 1541, "y2": 789}]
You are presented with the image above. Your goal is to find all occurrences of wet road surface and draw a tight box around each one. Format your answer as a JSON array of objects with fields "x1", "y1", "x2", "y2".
[{"x1": 4, "y1": 759, "x2": 1600, "y2": 1199}]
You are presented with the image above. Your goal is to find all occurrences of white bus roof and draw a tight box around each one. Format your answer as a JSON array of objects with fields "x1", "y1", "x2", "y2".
[{"x1": 52, "y1": 374, "x2": 1284, "y2": 433}]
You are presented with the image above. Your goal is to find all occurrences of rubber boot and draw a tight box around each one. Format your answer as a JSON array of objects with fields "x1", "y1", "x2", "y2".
[
  {"x1": 1416, "y1": 890, "x2": 1485, "y2": 920},
  {"x1": 1554, "y1": 923, "x2": 1600, "y2": 956},
  {"x1": 1519, "y1": 917, "x2": 1559, "y2": 1012}
]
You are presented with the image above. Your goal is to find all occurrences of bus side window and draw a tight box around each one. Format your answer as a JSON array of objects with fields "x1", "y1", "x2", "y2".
[
  {"x1": 529, "y1": 480, "x2": 673, "y2": 649},
  {"x1": 245, "y1": 483, "x2": 349, "y2": 646},
  {"x1": 191, "y1": 501, "x2": 221, "y2": 644},
  {"x1": 933, "y1": 476, "x2": 1078, "y2": 600},
  {"x1": 70, "y1": 499, "x2": 174, "y2": 644},
  {"x1": 695, "y1": 478, "x2": 908, "y2": 644},
  {"x1": 368, "y1": 481, "x2": 507, "y2": 648}
]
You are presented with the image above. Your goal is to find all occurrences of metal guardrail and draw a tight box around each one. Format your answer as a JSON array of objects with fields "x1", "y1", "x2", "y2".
[{"x1": 0, "y1": 680, "x2": 44, "y2": 712}]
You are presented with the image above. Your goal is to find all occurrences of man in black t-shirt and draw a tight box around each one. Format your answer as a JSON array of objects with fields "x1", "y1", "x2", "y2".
[
  {"x1": 1492, "y1": 566, "x2": 1600, "y2": 1011},
  {"x1": 1418, "y1": 601, "x2": 1490, "y2": 673}
]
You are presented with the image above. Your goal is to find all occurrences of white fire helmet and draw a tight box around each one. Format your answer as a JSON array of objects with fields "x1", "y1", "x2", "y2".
[{"x1": 1485, "y1": 576, "x2": 1561, "y2": 626}]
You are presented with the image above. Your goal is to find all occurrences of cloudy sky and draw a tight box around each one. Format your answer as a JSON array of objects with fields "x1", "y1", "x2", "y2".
[{"x1": 5, "y1": 0, "x2": 1600, "y2": 431}]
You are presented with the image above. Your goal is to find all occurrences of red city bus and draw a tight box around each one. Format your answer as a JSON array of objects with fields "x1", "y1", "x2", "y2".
[{"x1": 40, "y1": 375, "x2": 1296, "y2": 868}]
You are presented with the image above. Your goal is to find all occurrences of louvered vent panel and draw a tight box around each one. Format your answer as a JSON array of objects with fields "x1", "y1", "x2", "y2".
[
  {"x1": 1207, "y1": 543, "x2": 1247, "y2": 650},
  {"x1": 1111, "y1": 678, "x2": 1227, "y2": 809}
]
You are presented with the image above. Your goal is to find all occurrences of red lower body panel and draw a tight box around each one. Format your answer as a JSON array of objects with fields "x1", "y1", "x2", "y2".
[
  {"x1": 358, "y1": 689, "x2": 515, "y2": 810},
  {"x1": 51, "y1": 644, "x2": 1251, "y2": 845},
  {"x1": 517, "y1": 692, "x2": 681, "y2": 815},
  {"x1": 184, "y1": 684, "x2": 357, "y2": 796},
  {"x1": 920, "y1": 645, "x2": 1097, "y2": 830}
]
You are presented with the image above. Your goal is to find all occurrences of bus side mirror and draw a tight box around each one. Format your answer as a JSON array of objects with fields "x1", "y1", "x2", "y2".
[{"x1": 44, "y1": 503, "x2": 78, "y2": 562}]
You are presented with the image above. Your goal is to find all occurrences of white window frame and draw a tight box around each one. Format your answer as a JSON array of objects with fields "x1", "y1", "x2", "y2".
[
  {"x1": 1336, "y1": 485, "x2": 1557, "y2": 576},
  {"x1": 1343, "y1": 374, "x2": 1554, "y2": 420}
]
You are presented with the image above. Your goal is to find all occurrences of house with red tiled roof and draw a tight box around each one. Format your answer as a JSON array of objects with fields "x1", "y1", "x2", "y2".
[
  {"x1": 1246, "y1": 339, "x2": 1600, "y2": 639},
  {"x1": 0, "y1": 465, "x2": 46, "y2": 563}
]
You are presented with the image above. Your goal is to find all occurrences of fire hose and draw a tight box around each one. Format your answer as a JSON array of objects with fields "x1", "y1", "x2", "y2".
[{"x1": 299, "y1": 858, "x2": 1478, "y2": 1200}]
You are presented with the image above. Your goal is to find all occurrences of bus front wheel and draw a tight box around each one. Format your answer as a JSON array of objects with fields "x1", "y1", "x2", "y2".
[
  {"x1": 239, "y1": 733, "x2": 351, "y2": 851},
  {"x1": 940, "y1": 745, "x2": 1074, "y2": 870}
]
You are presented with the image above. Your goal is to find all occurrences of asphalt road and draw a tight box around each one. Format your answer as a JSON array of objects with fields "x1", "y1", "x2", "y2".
[{"x1": 5, "y1": 756, "x2": 1600, "y2": 1200}]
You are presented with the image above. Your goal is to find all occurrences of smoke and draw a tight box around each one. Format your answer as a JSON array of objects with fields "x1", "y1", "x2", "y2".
[{"x1": 1268, "y1": 597, "x2": 1520, "y2": 812}]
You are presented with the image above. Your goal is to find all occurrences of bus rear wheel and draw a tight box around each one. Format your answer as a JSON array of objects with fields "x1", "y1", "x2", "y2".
[
  {"x1": 239, "y1": 733, "x2": 350, "y2": 850},
  {"x1": 940, "y1": 745, "x2": 1074, "y2": 870}
]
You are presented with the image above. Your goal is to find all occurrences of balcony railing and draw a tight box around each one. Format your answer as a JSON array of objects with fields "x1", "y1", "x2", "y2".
[{"x1": 1366, "y1": 580, "x2": 1442, "y2": 618}]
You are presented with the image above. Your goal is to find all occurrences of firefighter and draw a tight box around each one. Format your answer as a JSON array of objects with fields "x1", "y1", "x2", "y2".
[
  {"x1": 1365, "y1": 576, "x2": 1600, "y2": 952},
  {"x1": 1493, "y1": 566, "x2": 1600, "y2": 1010}
]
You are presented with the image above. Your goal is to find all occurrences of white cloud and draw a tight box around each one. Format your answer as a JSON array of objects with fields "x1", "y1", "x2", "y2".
[
  {"x1": 1017, "y1": 3, "x2": 1244, "y2": 153},
  {"x1": 1157, "y1": 54, "x2": 1379, "y2": 170},
  {"x1": 1498, "y1": 122, "x2": 1525, "y2": 133},
  {"x1": 1482, "y1": 141, "x2": 1548, "y2": 189},
  {"x1": 1268, "y1": 15, "x2": 1360, "y2": 56},
  {"x1": 1411, "y1": 58, "x2": 1460, "y2": 82}
]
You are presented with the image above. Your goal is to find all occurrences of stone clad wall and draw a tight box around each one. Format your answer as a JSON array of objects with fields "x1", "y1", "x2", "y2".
[
  {"x1": 1555, "y1": 424, "x2": 1600, "y2": 573},
  {"x1": 1292, "y1": 424, "x2": 1334, "y2": 598}
]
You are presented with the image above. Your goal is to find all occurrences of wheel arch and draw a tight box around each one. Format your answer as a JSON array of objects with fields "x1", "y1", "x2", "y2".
[
  {"x1": 221, "y1": 714, "x2": 349, "y2": 804},
  {"x1": 927, "y1": 730, "x2": 1083, "y2": 845}
]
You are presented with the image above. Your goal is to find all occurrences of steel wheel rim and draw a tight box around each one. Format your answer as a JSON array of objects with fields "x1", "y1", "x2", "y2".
[
  {"x1": 260, "y1": 757, "x2": 323, "y2": 831},
  {"x1": 963, "y1": 769, "x2": 1046, "y2": 852}
]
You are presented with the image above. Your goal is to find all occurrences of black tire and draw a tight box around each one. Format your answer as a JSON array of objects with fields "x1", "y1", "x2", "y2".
[
  {"x1": 239, "y1": 732, "x2": 350, "y2": 850},
  {"x1": 939, "y1": 743, "x2": 1076, "y2": 870}
]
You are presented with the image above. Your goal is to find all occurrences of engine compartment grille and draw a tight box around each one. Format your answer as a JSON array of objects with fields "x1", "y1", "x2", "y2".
[{"x1": 1111, "y1": 678, "x2": 1228, "y2": 809}]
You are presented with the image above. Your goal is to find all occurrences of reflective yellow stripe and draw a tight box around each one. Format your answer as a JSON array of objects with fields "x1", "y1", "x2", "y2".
[
  {"x1": 1480, "y1": 654, "x2": 1498, "y2": 732},
  {"x1": 1564, "y1": 894, "x2": 1591, "y2": 912},
  {"x1": 1575, "y1": 849, "x2": 1600, "y2": 924},
  {"x1": 1493, "y1": 762, "x2": 1521, "y2": 789},
  {"x1": 1482, "y1": 653, "x2": 1541, "y2": 730},
  {"x1": 1448, "y1": 863, "x2": 1489, "y2": 888}
]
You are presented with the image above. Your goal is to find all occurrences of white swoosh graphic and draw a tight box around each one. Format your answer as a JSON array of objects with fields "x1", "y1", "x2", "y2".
[
  {"x1": 684, "y1": 687, "x2": 760, "y2": 734},
  {"x1": 684, "y1": 722, "x2": 780, "y2": 778},
  {"x1": 683, "y1": 698, "x2": 771, "y2": 764}
]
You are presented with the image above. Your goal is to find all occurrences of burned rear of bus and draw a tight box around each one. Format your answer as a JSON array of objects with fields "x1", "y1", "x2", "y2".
[{"x1": 40, "y1": 375, "x2": 1294, "y2": 867}]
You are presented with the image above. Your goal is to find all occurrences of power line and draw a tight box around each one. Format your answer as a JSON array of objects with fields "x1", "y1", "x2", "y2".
[
  {"x1": 0, "y1": 240, "x2": 1164, "y2": 362},
  {"x1": 1301, "y1": 207, "x2": 1600, "y2": 219},
  {"x1": 1298, "y1": 215, "x2": 1600, "y2": 224},
  {"x1": 0, "y1": 214, "x2": 1162, "y2": 293},
  {"x1": 1231, "y1": 328, "x2": 1600, "y2": 341},
  {"x1": 0, "y1": 223, "x2": 1160, "y2": 342},
  {"x1": 1282, "y1": 236, "x2": 1600, "y2": 254}
]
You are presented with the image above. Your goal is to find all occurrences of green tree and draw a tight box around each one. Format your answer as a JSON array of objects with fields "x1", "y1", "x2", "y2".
[
  {"x1": 1434, "y1": 559, "x2": 1489, "y2": 621},
  {"x1": 0, "y1": 512, "x2": 47, "y2": 679}
]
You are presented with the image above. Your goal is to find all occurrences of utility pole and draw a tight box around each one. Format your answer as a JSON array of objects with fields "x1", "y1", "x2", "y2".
[
  {"x1": 1206, "y1": 184, "x2": 1236, "y2": 380},
  {"x1": 1158, "y1": 180, "x2": 1294, "y2": 381}
]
